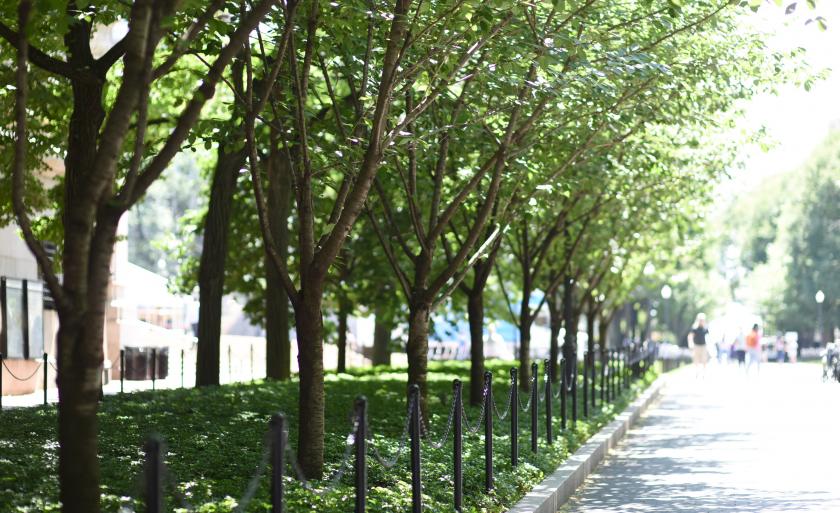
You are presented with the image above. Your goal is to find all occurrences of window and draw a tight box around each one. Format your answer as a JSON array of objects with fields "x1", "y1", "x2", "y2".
[
  {"x1": 27, "y1": 281, "x2": 44, "y2": 358},
  {"x1": 3, "y1": 278, "x2": 25, "y2": 358},
  {"x1": 1, "y1": 278, "x2": 45, "y2": 360}
]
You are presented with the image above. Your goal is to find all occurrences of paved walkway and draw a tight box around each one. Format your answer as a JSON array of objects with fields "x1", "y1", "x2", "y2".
[{"x1": 560, "y1": 362, "x2": 840, "y2": 512}]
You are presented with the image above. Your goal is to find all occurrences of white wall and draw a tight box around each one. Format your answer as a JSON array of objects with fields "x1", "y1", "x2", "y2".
[{"x1": 0, "y1": 226, "x2": 39, "y2": 280}]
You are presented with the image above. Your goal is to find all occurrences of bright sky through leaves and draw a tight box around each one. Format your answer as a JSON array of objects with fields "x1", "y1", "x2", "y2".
[{"x1": 732, "y1": 2, "x2": 840, "y2": 196}]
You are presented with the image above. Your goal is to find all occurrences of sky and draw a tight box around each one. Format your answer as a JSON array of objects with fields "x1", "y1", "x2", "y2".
[{"x1": 728, "y1": 2, "x2": 840, "y2": 197}]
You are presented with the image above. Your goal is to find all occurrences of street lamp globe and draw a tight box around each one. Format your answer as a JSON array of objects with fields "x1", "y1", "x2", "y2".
[
  {"x1": 816, "y1": 290, "x2": 825, "y2": 304},
  {"x1": 661, "y1": 284, "x2": 672, "y2": 300}
]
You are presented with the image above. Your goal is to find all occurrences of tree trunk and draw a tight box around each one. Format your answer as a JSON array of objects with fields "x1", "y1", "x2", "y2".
[
  {"x1": 467, "y1": 289, "x2": 485, "y2": 406},
  {"x1": 406, "y1": 302, "x2": 431, "y2": 413},
  {"x1": 55, "y1": 62, "x2": 109, "y2": 512},
  {"x1": 598, "y1": 313, "x2": 611, "y2": 360},
  {"x1": 337, "y1": 298, "x2": 349, "y2": 373},
  {"x1": 517, "y1": 278, "x2": 533, "y2": 390},
  {"x1": 586, "y1": 303, "x2": 597, "y2": 356},
  {"x1": 265, "y1": 133, "x2": 292, "y2": 380},
  {"x1": 294, "y1": 288, "x2": 326, "y2": 478},
  {"x1": 547, "y1": 292, "x2": 561, "y2": 383},
  {"x1": 196, "y1": 147, "x2": 246, "y2": 387},
  {"x1": 265, "y1": 258, "x2": 291, "y2": 379},
  {"x1": 372, "y1": 305, "x2": 392, "y2": 366},
  {"x1": 57, "y1": 323, "x2": 101, "y2": 513},
  {"x1": 58, "y1": 211, "x2": 119, "y2": 513}
]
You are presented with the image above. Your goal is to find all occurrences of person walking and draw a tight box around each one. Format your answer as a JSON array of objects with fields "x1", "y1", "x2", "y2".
[
  {"x1": 746, "y1": 323, "x2": 762, "y2": 374},
  {"x1": 689, "y1": 313, "x2": 710, "y2": 376},
  {"x1": 775, "y1": 333, "x2": 786, "y2": 363},
  {"x1": 734, "y1": 330, "x2": 747, "y2": 367}
]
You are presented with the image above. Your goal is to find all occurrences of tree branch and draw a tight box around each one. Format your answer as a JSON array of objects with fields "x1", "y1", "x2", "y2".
[
  {"x1": 126, "y1": 0, "x2": 279, "y2": 206},
  {"x1": 0, "y1": 18, "x2": 78, "y2": 79},
  {"x1": 10, "y1": 0, "x2": 70, "y2": 313}
]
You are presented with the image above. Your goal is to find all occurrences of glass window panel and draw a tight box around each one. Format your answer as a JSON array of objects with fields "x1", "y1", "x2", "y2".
[
  {"x1": 27, "y1": 281, "x2": 44, "y2": 358},
  {"x1": 4, "y1": 279, "x2": 25, "y2": 359}
]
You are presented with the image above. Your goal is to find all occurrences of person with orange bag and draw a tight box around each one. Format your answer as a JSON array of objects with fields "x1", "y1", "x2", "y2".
[{"x1": 745, "y1": 323, "x2": 762, "y2": 374}]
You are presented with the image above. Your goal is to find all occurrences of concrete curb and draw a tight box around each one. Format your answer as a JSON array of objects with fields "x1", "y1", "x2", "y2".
[{"x1": 506, "y1": 373, "x2": 668, "y2": 513}]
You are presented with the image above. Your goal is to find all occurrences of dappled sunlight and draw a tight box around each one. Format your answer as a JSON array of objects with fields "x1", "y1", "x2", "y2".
[{"x1": 561, "y1": 364, "x2": 840, "y2": 512}]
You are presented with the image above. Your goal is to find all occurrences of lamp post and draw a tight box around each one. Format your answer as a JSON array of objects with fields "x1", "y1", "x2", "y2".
[
  {"x1": 660, "y1": 285, "x2": 672, "y2": 339},
  {"x1": 815, "y1": 290, "x2": 825, "y2": 345}
]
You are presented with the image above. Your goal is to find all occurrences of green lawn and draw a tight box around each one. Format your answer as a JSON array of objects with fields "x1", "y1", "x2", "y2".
[{"x1": 0, "y1": 360, "x2": 657, "y2": 512}]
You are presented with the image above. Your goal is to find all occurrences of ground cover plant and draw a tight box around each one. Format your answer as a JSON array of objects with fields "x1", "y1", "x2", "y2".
[{"x1": 0, "y1": 360, "x2": 657, "y2": 512}]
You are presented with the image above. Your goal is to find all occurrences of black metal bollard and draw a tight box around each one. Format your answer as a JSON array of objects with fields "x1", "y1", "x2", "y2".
[
  {"x1": 180, "y1": 349, "x2": 185, "y2": 388},
  {"x1": 120, "y1": 349, "x2": 125, "y2": 394},
  {"x1": 544, "y1": 359, "x2": 552, "y2": 445},
  {"x1": 43, "y1": 353, "x2": 48, "y2": 406},
  {"x1": 484, "y1": 371, "x2": 493, "y2": 492},
  {"x1": 615, "y1": 351, "x2": 620, "y2": 395},
  {"x1": 583, "y1": 351, "x2": 589, "y2": 418},
  {"x1": 590, "y1": 351, "x2": 596, "y2": 410},
  {"x1": 530, "y1": 361, "x2": 538, "y2": 453},
  {"x1": 560, "y1": 358, "x2": 567, "y2": 430},
  {"x1": 600, "y1": 354, "x2": 606, "y2": 405},
  {"x1": 618, "y1": 350, "x2": 623, "y2": 390},
  {"x1": 270, "y1": 414, "x2": 286, "y2": 513},
  {"x1": 510, "y1": 368, "x2": 518, "y2": 467},
  {"x1": 152, "y1": 348, "x2": 158, "y2": 391},
  {"x1": 453, "y1": 380, "x2": 463, "y2": 511},
  {"x1": 619, "y1": 350, "x2": 624, "y2": 391},
  {"x1": 571, "y1": 355, "x2": 577, "y2": 425},
  {"x1": 409, "y1": 384, "x2": 422, "y2": 513},
  {"x1": 625, "y1": 350, "x2": 630, "y2": 388},
  {"x1": 355, "y1": 397, "x2": 367, "y2": 513},
  {"x1": 144, "y1": 437, "x2": 163, "y2": 513}
]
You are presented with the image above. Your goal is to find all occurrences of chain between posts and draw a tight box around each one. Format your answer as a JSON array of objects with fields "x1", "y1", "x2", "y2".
[
  {"x1": 517, "y1": 370, "x2": 536, "y2": 412},
  {"x1": 419, "y1": 392, "x2": 458, "y2": 449},
  {"x1": 1, "y1": 360, "x2": 43, "y2": 381},
  {"x1": 564, "y1": 360, "x2": 576, "y2": 393},
  {"x1": 287, "y1": 414, "x2": 359, "y2": 496},
  {"x1": 493, "y1": 381, "x2": 514, "y2": 420},
  {"x1": 368, "y1": 402, "x2": 412, "y2": 469},
  {"x1": 461, "y1": 379, "x2": 489, "y2": 435}
]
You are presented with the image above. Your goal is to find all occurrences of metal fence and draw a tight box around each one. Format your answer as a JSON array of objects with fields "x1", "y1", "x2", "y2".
[{"x1": 137, "y1": 342, "x2": 657, "y2": 513}]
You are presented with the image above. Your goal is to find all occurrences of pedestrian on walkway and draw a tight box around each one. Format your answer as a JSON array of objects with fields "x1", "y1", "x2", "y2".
[
  {"x1": 746, "y1": 323, "x2": 762, "y2": 374},
  {"x1": 775, "y1": 333, "x2": 786, "y2": 363},
  {"x1": 688, "y1": 313, "x2": 710, "y2": 376},
  {"x1": 734, "y1": 330, "x2": 746, "y2": 367}
]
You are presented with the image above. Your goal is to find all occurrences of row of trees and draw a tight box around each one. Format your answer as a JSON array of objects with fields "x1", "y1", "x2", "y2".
[
  {"x1": 0, "y1": 1, "x2": 805, "y2": 511},
  {"x1": 726, "y1": 128, "x2": 840, "y2": 341}
]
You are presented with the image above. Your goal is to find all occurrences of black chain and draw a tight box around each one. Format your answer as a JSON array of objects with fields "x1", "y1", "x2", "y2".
[
  {"x1": 287, "y1": 415, "x2": 359, "y2": 496},
  {"x1": 564, "y1": 364, "x2": 576, "y2": 393},
  {"x1": 461, "y1": 381, "x2": 489, "y2": 435},
  {"x1": 419, "y1": 394, "x2": 458, "y2": 449},
  {"x1": 368, "y1": 404, "x2": 411, "y2": 469},
  {"x1": 1, "y1": 360, "x2": 43, "y2": 381},
  {"x1": 493, "y1": 383, "x2": 514, "y2": 420},
  {"x1": 517, "y1": 373, "x2": 535, "y2": 412}
]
